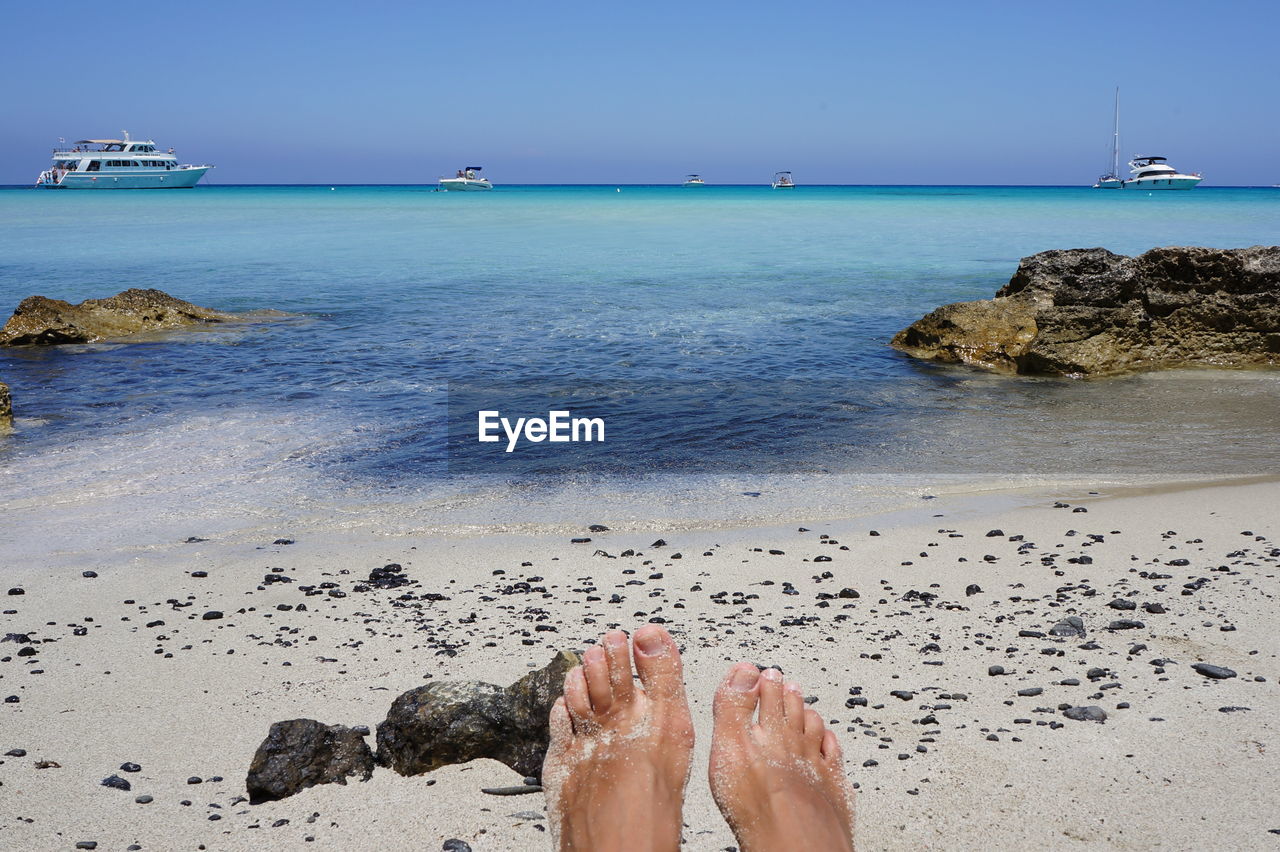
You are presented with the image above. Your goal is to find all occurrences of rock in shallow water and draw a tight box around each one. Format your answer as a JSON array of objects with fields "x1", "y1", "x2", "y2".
[
  {"x1": 892, "y1": 246, "x2": 1280, "y2": 377},
  {"x1": 376, "y1": 650, "x2": 580, "y2": 781},
  {"x1": 0, "y1": 289, "x2": 260, "y2": 346},
  {"x1": 0, "y1": 379, "x2": 11, "y2": 428},
  {"x1": 245, "y1": 719, "x2": 375, "y2": 804}
]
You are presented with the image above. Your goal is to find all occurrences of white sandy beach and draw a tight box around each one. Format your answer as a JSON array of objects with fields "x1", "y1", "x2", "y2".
[{"x1": 1, "y1": 476, "x2": 1277, "y2": 851}]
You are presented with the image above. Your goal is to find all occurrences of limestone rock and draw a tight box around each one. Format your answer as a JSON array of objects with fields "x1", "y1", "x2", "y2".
[
  {"x1": 0, "y1": 379, "x2": 10, "y2": 428},
  {"x1": 1, "y1": 288, "x2": 242, "y2": 346},
  {"x1": 376, "y1": 650, "x2": 580, "y2": 781},
  {"x1": 245, "y1": 719, "x2": 375, "y2": 804},
  {"x1": 893, "y1": 246, "x2": 1280, "y2": 376}
]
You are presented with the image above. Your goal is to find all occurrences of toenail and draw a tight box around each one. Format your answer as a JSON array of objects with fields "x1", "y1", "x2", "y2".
[
  {"x1": 761, "y1": 667, "x2": 782, "y2": 681},
  {"x1": 785, "y1": 681, "x2": 802, "y2": 694},
  {"x1": 730, "y1": 666, "x2": 760, "y2": 690},
  {"x1": 604, "y1": 631, "x2": 627, "y2": 648},
  {"x1": 585, "y1": 645, "x2": 605, "y2": 662},
  {"x1": 634, "y1": 629, "x2": 664, "y2": 654}
]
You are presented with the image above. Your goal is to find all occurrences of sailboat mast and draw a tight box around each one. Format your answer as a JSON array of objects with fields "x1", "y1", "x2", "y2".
[{"x1": 1111, "y1": 87, "x2": 1120, "y2": 178}]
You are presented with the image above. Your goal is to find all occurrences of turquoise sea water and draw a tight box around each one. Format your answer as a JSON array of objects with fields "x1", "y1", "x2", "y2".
[{"x1": 1, "y1": 185, "x2": 1279, "y2": 539}]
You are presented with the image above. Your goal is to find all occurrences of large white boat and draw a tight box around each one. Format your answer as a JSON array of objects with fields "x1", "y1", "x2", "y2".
[
  {"x1": 35, "y1": 132, "x2": 211, "y2": 189},
  {"x1": 772, "y1": 171, "x2": 795, "y2": 189},
  {"x1": 1121, "y1": 155, "x2": 1202, "y2": 190},
  {"x1": 439, "y1": 167, "x2": 492, "y2": 191},
  {"x1": 682, "y1": 174, "x2": 706, "y2": 186}
]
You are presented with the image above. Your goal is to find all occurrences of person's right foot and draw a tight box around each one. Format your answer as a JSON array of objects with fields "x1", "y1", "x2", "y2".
[{"x1": 709, "y1": 663, "x2": 855, "y2": 852}]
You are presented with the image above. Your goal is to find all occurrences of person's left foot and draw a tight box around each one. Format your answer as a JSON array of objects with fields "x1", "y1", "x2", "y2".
[{"x1": 542, "y1": 625, "x2": 695, "y2": 851}]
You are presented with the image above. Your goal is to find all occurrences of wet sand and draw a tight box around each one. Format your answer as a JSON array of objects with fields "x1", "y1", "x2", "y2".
[{"x1": 1, "y1": 478, "x2": 1277, "y2": 850}]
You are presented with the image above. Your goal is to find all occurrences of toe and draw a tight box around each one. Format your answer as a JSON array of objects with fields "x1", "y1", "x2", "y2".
[
  {"x1": 564, "y1": 665, "x2": 594, "y2": 730},
  {"x1": 821, "y1": 728, "x2": 844, "y2": 765},
  {"x1": 631, "y1": 624, "x2": 685, "y2": 703},
  {"x1": 582, "y1": 644, "x2": 613, "y2": 714},
  {"x1": 603, "y1": 630, "x2": 635, "y2": 705},
  {"x1": 783, "y1": 681, "x2": 806, "y2": 732},
  {"x1": 712, "y1": 662, "x2": 761, "y2": 728},
  {"x1": 757, "y1": 667, "x2": 785, "y2": 729},
  {"x1": 803, "y1": 708, "x2": 826, "y2": 752},
  {"x1": 549, "y1": 695, "x2": 574, "y2": 745}
]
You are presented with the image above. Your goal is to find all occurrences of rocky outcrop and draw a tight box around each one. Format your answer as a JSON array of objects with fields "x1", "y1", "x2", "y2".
[
  {"x1": 0, "y1": 380, "x2": 10, "y2": 428},
  {"x1": 376, "y1": 650, "x2": 579, "y2": 781},
  {"x1": 245, "y1": 719, "x2": 375, "y2": 804},
  {"x1": 0, "y1": 288, "x2": 243, "y2": 346},
  {"x1": 892, "y1": 246, "x2": 1280, "y2": 376}
]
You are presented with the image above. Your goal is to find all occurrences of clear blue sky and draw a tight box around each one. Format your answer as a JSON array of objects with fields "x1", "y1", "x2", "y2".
[{"x1": 2, "y1": 0, "x2": 1275, "y2": 184}]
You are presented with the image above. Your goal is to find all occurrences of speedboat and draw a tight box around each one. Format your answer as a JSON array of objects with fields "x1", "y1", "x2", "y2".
[
  {"x1": 771, "y1": 171, "x2": 795, "y2": 189},
  {"x1": 682, "y1": 174, "x2": 706, "y2": 186},
  {"x1": 439, "y1": 167, "x2": 493, "y2": 191},
  {"x1": 1121, "y1": 156, "x2": 1202, "y2": 189},
  {"x1": 34, "y1": 131, "x2": 211, "y2": 189}
]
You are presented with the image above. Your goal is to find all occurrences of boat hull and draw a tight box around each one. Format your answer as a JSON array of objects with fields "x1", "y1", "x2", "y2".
[
  {"x1": 1123, "y1": 176, "x2": 1202, "y2": 190},
  {"x1": 439, "y1": 179, "x2": 492, "y2": 191},
  {"x1": 44, "y1": 167, "x2": 210, "y2": 189},
  {"x1": 1093, "y1": 179, "x2": 1123, "y2": 189}
]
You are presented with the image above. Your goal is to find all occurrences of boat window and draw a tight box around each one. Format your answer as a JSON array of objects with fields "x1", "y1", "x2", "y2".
[{"x1": 87, "y1": 160, "x2": 100, "y2": 171}]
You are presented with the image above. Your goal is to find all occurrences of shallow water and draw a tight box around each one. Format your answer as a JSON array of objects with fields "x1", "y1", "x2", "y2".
[{"x1": 2, "y1": 185, "x2": 1278, "y2": 539}]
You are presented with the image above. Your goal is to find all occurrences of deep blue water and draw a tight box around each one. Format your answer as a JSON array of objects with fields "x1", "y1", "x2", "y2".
[{"x1": 2, "y1": 185, "x2": 1279, "y2": 494}]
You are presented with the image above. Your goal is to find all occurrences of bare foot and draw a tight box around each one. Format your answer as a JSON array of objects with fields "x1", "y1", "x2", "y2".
[
  {"x1": 542, "y1": 625, "x2": 695, "y2": 851},
  {"x1": 709, "y1": 663, "x2": 855, "y2": 852}
]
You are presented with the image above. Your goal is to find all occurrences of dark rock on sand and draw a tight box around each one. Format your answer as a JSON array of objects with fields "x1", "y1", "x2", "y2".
[
  {"x1": 443, "y1": 840, "x2": 474, "y2": 852},
  {"x1": 1191, "y1": 663, "x2": 1237, "y2": 680},
  {"x1": 1049, "y1": 616, "x2": 1086, "y2": 638},
  {"x1": 892, "y1": 246, "x2": 1280, "y2": 376},
  {"x1": 0, "y1": 289, "x2": 261, "y2": 346},
  {"x1": 376, "y1": 650, "x2": 580, "y2": 781},
  {"x1": 101, "y1": 774, "x2": 131, "y2": 791},
  {"x1": 1063, "y1": 706, "x2": 1108, "y2": 722},
  {"x1": 246, "y1": 719, "x2": 375, "y2": 804}
]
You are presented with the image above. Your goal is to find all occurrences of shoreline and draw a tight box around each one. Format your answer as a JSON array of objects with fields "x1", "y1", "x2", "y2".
[{"x1": 2, "y1": 475, "x2": 1276, "y2": 849}]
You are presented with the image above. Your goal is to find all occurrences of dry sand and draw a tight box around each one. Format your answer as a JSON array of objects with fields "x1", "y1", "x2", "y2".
[{"x1": 1, "y1": 477, "x2": 1277, "y2": 851}]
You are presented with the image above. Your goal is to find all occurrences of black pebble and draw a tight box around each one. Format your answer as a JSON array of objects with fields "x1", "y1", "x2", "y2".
[
  {"x1": 201, "y1": 611, "x2": 223, "y2": 621},
  {"x1": 443, "y1": 841, "x2": 473, "y2": 852},
  {"x1": 1191, "y1": 663, "x2": 1237, "y2": 680},
  {"x1": 101, "y1": 774, "x2": 131, "y2": 791},
  {"x1": 120, "y1": 762, "x2": 141, "y2": 772},
  {"x1": 82, "y1": 571, "x2": 98, "y2": 579}
]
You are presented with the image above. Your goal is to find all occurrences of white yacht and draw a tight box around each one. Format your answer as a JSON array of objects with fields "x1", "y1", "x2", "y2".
[
  {"x1": 771, "y1": 171, "x2": 795, "y2": 189},
  {"x1": 682, "y1": 174, "x2": 706, "y2": 186},
  {"x1": 35, "y1": 132, "x2": 211, "y2": 189},
  {"x1": 1121, "y1": 156, "x2": 1202, "y2": 189},
  {"x1": 439, "y1": 167, "x2": 492, "y2": 191}
]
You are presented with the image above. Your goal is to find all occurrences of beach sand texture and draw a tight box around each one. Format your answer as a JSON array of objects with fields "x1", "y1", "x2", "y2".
[{"x1": 1, "y1": 478, "x2": 1277, "y2": 851}]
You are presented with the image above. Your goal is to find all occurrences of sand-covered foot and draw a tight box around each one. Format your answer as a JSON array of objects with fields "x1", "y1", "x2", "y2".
[
  {"x1": 542, "y1": 625, "x2": 695, "y2": 851},
  {"x1": 709, "y1": 664, "x2": 855, "y2": 852}
]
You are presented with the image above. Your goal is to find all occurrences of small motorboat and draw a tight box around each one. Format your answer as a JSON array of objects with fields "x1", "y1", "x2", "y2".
[
  {"x1": 771, "y1": 171, "x2": 795, "y2": 189},
  {"x1": 439, "y1": 166, "x2": 493, "y2": 191}
]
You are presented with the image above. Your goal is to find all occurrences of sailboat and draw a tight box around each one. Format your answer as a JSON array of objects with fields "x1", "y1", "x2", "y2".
[{"x1": 1093, "y1": 88, "x2": 1123, "y2": 189}]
